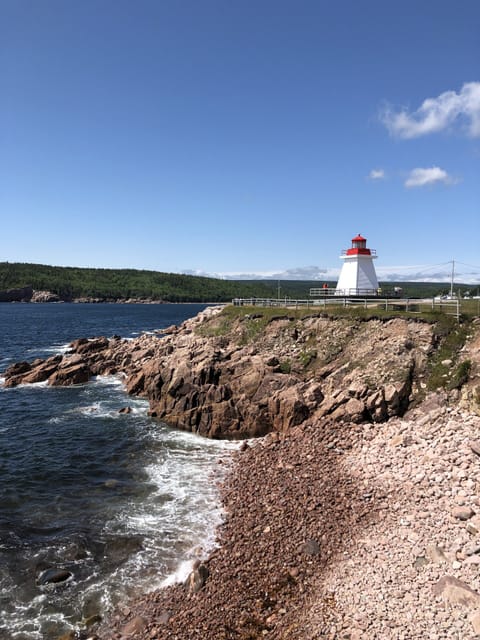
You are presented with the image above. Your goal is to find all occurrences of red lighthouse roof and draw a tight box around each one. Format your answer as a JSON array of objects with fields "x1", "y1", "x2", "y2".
[{"x1": 341, "y1": 233, "x2": 377, "y2": 257}]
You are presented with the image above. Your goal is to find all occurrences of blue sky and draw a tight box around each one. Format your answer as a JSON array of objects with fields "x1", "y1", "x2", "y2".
[{"x1": 1, "y1": 0, "x2": 479, "y2": 282}]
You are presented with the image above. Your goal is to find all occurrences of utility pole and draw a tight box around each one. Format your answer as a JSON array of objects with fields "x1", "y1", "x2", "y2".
[
  {"x1": 450, "y1": 260, "x2": 455, "y2": 298},
  {"x1": 277, "y1": 280, "x2": 281, "y2": 300}
]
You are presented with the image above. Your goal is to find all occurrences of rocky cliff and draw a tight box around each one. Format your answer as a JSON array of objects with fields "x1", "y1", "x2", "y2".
[{"x1": 4, "y1": 305, "x2": 472, "y2": 438}]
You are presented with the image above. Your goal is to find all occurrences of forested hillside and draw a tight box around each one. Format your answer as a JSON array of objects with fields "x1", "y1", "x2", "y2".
[
  {"x1": 0, "y1": 263, "x2": 275, "y2": 302},
  {"x1": 0, "y1": 262, "x2": 467, "y2": 302}
]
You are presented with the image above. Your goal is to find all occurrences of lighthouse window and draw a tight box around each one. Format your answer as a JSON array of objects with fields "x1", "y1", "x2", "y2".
[{"x1": 353, "y1": 239, "x2": 366, "y2": 248}]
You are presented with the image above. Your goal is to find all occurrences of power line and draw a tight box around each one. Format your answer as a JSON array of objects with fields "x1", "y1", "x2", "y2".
[{"x1": 456, "y1": 261, "x2": 480, "y2": 271}]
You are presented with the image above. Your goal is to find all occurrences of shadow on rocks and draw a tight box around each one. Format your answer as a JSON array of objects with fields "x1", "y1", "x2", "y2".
[{"x1": 94, "y1": 419, "x2": 382, "y2": 640}]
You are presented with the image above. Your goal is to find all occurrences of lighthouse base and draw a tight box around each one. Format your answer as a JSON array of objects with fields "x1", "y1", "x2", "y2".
[{"x1": 335, "y1": 255, "x2": 379, "y2": 296}]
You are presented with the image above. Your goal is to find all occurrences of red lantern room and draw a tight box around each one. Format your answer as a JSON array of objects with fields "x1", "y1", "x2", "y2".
[{"x1": 344, "y1": 234, "x2": 376, "y2": 257}]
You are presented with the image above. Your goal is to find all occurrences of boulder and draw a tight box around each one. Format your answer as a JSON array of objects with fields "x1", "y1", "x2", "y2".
[
  {"x1": 4, "y1": 356, "x2": 62, "y2": 387},
  {"x1": 452, "y1": 506, "x2": 475, "y2": 521},
  {"x1": 331, "y1": 398, "x2": 366, "y2": 423},
  {"x1": 126, "y1": 371, "x2": 145, "y2": 395},
  {"x1": 49, "y1": 364, "x2": 92, "y2": 386},
  {"x1": 73, "y1": 337, "x2": 109, "y2": 355},
  {"x1": 300, "y1": 538, "x2": 320, "y2": 556},
  {"x1": 37, "y1": 568, "x2": 72, "y2": 585},
  {"x1": 269, "y1": 386, "x2": 309, "y2": 432},
  {"x1": 186, "y1": 562, "x2": 209, "y2": 593},
  {"x1": 31, "y1": 290, "x2": 61, "y2": 303},
  {"x1": 4, "y1": 361, "x2": 31, "y2": 377},
  {"x1": 121, "y1": 615, "x2": 147, "y2": 636},
  {"x1": 118, "y1": 406, "x2": 132, "y2": 414},
  {"x1": 433, "y1": 576, "x2": 480, "y2": 608}
]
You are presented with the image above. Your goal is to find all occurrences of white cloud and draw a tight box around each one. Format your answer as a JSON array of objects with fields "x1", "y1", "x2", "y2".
[
  {"x1": 181, "y1": 262, "x2": 480, "y2": 285},
  {"x1": 182, "y1": 266, "x2": 333, "y2": 281},
  {"x1": 404, "y1": 166, "x2": 454, "y2": 188},
  {"x1": 181, "y1": 264, "x2": 480, "y2": 285},
  {"x1": 368, "y1": 168, "x2": 385, "y2": 180},
  {"x1": 381, "y1": 82, "x2": 480, "y2": 138}
]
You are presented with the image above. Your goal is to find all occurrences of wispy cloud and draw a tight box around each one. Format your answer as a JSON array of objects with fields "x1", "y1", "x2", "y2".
[
  {"x1": 381, "y1": 82, "x2": 480, "y2": 138},
  {"x1": 404, "y1": 166, "x2": 455, "y2": 188},
  {"x1": 368, "y1": 168, "x2": 385, "y2": 180},
  {"x1": 181, "y1": 264, "x2": 480, "y2": 285},
  {"x1": 182, "y1": 266, "x2": 332, "y2": 281}
]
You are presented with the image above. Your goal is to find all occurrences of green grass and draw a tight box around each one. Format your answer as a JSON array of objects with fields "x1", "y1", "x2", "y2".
[
  {"x1": 427, "y1": 319, "x2": 471, "y2": 391},
  {"x1": 298, "y1": 349, "x2": 318, "y2": 369},
  {"x1": 279, "y1": 359, "x2": 292, "y2": 374},
  {"x1": 218, "y1": 304, "x2": 460, "y2": 324},
  {"x1": 448, "y1": 359, "x2": 472, "y2": 391}
]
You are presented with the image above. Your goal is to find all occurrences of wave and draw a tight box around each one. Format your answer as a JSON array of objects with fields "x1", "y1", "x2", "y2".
[
  {"x1": 91, "y1": 375, "x2": 125, "y2": 388},
  {"x1": 26, "y1": 342, "x2": 71, "y2": 358},
  {"x1": 16, "y1": 380, "x2": 50, "y2": 389}
]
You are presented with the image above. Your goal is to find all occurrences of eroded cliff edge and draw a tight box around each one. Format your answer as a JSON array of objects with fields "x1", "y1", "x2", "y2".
[{"x1": 4, "y1": 305, "x2": 476, "y2": 438}]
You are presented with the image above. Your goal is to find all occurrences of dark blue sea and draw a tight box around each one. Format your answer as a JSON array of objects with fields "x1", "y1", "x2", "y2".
[{"x1": 0, "y1": 304, "x2": 236, "y2": 640}]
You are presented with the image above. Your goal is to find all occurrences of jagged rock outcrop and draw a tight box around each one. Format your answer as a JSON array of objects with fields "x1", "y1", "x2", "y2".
[
  {"x1": 2, "y1": 306, "x2": 441, "y2": 439},
  {"x1": 31, "y1": 290, "x2": 62, "y2": 303}
]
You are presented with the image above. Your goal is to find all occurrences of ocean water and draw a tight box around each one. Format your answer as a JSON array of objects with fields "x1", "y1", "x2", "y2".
[{"x1": 0, "y1": 304, "x2": 237, "y2": 639}]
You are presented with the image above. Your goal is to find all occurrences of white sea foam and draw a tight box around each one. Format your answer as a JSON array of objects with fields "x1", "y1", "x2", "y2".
[
  {"x1": 160, "y1": 558, "x2": 195, "y2": 587},
  {"x1": 2, "y1": 380, "x2": 238, "y2": 635},
  {"x1": 27, "y1": 342, "x2": 71, "y2": 357},
  {"x1": 116, "y1": 428, "x2": 238, "y2": 591},
  {"x1": 77, "y1": 397, "x2": 149, "y2": 420},
  {"x1": 79, "y1": 405, "x2": 147, "y2": 420},
  {"x1": 92, "y1": 375, "x2": 124, "y2": 388},
  {"x1": 0, "y1": 596, "x2": 73, "y2": 640},
  {"x1": 46, "y1": 342, "x2": 71, "y2": 355},
  {"x1": 16, "y1": 380, "x2": 49, "y2": 389}
]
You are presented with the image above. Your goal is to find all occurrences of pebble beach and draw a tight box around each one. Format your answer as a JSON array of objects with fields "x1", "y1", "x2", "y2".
[{"x1": 97, "y1": 389, "x2": 480, "y2": 640}]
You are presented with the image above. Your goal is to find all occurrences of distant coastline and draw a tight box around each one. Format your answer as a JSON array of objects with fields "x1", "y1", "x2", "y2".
[
  {"x1": 0, "y1": 288, "x2": 226, "y2": 305},
  {"x1": 0, "y1": 261, "x2": 473, "y2": 304}
]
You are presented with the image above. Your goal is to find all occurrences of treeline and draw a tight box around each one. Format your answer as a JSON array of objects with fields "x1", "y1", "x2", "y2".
[
  {"x1": 0, "y1": 262, "x2": 279, "y2": 302},
  {"x1": 0, "y1": 262, "x2": 471, "y2": 302}
]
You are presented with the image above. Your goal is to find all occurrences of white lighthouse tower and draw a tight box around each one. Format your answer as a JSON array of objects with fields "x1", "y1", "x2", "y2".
[{"x1": 335, "y1": 234, "x2": 379, "y2": 296}]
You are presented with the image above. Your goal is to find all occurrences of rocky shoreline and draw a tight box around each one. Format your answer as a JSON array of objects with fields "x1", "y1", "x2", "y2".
[
  {"x1": 3, "y1": 306, "x2": 438, "y2": 438},
  {"x1": 4, "y1": 305, "x2": 480, "y2": 638},
  {"x1": 0, "y1": 285, "x2": 173, "y2": 304}
]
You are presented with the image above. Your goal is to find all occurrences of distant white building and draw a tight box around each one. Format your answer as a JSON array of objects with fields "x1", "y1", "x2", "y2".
[{"x1": 335, "y1": 234, "x2": 379, "y2": 296}]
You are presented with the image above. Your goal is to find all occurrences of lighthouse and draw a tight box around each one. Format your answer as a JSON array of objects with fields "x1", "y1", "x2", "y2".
[{"x1": 335, "y1": 234, "x2": 379, "y2": 296}]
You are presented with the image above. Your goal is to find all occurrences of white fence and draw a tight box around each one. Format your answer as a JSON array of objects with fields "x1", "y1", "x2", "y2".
[{"x1": 232, "y1": 297, "x2": 461, "y2": 320}]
